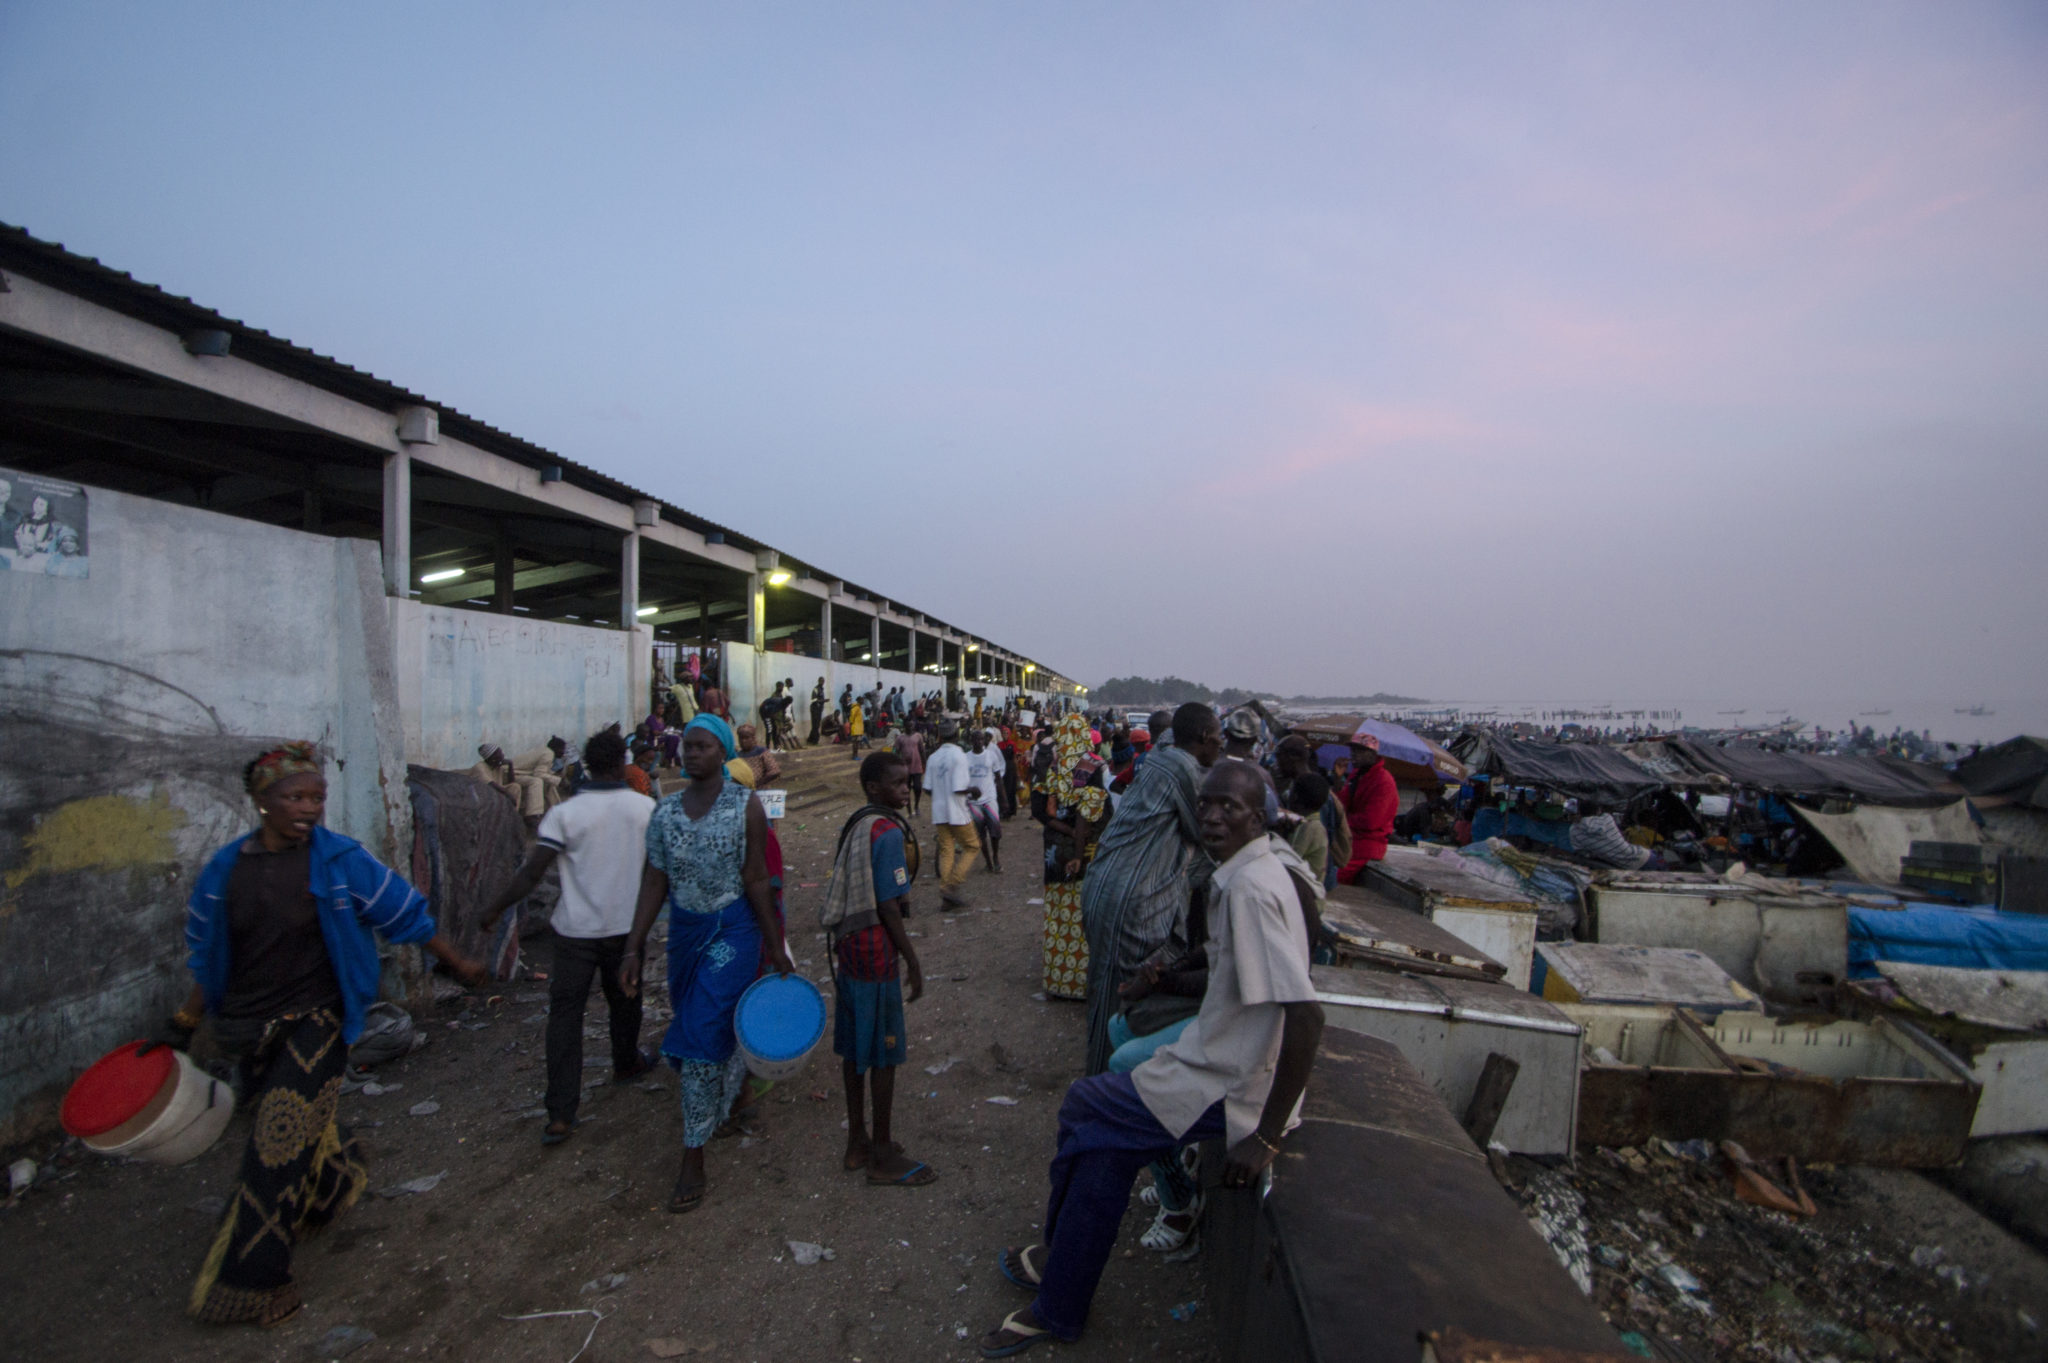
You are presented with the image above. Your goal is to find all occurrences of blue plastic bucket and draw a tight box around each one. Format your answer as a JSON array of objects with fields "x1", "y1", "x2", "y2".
[{"x1": 734, "y1": 973, "x2": 828, "y2": 1080}]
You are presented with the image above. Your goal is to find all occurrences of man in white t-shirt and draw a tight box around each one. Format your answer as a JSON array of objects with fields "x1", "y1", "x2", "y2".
[
  {"x1": 482, "y1": 729, "x2": 657, "y2": 1145},
  {"x1": 976, "y1": 761, "x2": 1324, "y2": 1355},
  {"x1": 965, "y1": 727, "x2": 1007, "y2": 873},
  {"x1": 922, "y1": 721, "x2": 982, "y2": 909}
]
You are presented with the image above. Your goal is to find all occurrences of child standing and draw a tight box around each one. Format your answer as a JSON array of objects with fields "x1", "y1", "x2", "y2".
[{"x1": 823, "y1": 751, "x2": 936, "y2": 1185}]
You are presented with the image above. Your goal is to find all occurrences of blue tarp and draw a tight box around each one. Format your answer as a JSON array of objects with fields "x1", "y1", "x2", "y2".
[
  {"x1": 1470, "y1": 806, "x2": 1575, "y2": 852},
  {"x1": 1847, "y1": 902, "x2": 2048, "y2": 977}
]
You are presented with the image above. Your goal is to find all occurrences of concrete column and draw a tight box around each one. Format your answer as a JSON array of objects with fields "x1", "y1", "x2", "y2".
[
  {"x1": 748, "y1": 573, "x2": 766, "y2": 650},
  {"x1": 906, "y1": 629, "x2": 916, "y2": 678},
  {"x1": 381, "y1": 449, "x2": 411, "y2": 597},
  {"x1": 871, "y1": 616, "x2": 882, "y2": 682},
  {"x1": 493, "y1": 532, "x2": 515, "y2": 614},
  {"x1": 622, "y1": 529, "x2": 641, "y2": 629}
]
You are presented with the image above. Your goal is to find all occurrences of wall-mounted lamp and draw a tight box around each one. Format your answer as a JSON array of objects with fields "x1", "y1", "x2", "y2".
[{"x1": 767, "y1": 570, "x2": 792, "y2": 586}]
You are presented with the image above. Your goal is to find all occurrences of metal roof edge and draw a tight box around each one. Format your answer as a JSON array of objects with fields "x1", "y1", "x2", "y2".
[{"x1": 0, "y1": 222, "x2": 1068, "y2": 674}]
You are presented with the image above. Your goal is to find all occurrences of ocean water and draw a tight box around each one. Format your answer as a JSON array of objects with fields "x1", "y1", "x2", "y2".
[{"x1": 1361, "y1": 696, "x2": 2046, "y2": 750}]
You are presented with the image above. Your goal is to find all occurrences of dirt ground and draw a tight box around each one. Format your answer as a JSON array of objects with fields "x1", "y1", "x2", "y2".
[
  {"x1": 10, "y1": 745, "x2": 2048, "y2": 1363},
  {"x1": 0, "y1": 746, "x2": 1218, "y2": 1363}
]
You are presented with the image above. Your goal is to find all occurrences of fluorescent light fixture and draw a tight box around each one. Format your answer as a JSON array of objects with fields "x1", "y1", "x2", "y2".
[
  {"x1": 862, "y1": 653, "x2": 872, "y2": 661},
  {"x1": 419, "y1": 567, "x2": 464, "y2": 584},
  {"x1": 636, "y1": 606, "x2": 657, "y2": 616},
  {"x1": 966, "y1": 643, "x2": 980, "y2": 652},
  {"x1": 1024, "y1": 664, "x2": 1036, "y2": 673},
  {"x1": 767, "y1": 570, "x2": 793, "y2": 586}
]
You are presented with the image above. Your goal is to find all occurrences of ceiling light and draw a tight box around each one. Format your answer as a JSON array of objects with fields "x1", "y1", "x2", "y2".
[
  {"x1": 636, "y1": 606, "x2": 657, "y2": 617},
  {"x1": 767, "y1": 570, "x2": 792, "y2": 586},
  {"x1": 419, "y1": 567, "x2": 464, "y2": 584}
]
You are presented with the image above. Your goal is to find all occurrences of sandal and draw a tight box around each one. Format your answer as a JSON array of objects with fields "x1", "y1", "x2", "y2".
[
  {"x1": 666, "y1": 1170, "x2": 706, "y2": 1214},
  {"x1": 979, "y1": 1308, "x2": 1053, "y2": 1358},
  {"x1": 998, "y1": 1244, "x2": 1045, "y2": 1292},
  {"x1": 541, "y1": 1119, "x2": 577, "y2": 1146},
  {"x1": 1139, "y1": 1192, "x2": 1203, "y2": 1252}
]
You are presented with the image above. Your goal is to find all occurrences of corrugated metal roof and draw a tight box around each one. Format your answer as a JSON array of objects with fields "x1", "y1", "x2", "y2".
[{"x1": 0, "y1": 221, "x2": 1057, "y2": 669}]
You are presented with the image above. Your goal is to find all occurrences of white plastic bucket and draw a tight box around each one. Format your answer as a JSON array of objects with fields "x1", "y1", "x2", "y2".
[{"x1": 84, "y1": 1050, "x2": 233, "y2": 1165}]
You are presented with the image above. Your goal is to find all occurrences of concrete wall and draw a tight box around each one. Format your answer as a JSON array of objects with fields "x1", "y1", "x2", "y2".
[
  {"x1": 388, "y1": 599, "x2": 637, "y2": 769},
  {"x1": 0, "y1": 487, "x2": 407, "y2": 1141}
]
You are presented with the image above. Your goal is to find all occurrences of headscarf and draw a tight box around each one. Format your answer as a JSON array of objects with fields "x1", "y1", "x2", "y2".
[
  {"x1": 1053, "y1": 714, "x2": 1108, "y2": 821},
  {"x1": 683, "y1": 713, "x2": 737, "y2": 760},
  {"x1": 247, "y1": 741, "x2": 321, "y2": 797}
]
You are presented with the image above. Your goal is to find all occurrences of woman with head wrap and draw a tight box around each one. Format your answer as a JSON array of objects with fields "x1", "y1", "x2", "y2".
[
  {"x1": 1031, "y1": 713, "x2": 1111, "y2": 1000},
  {"x1": 175, "y1": 743, "x2": 486, "y2": 1327},
  {"x1": 620, "y1": 713, "x2": 794, "y2": 1212},
  {"x1": 733, "y1": 723, "x2": 781, "y2": 786}
]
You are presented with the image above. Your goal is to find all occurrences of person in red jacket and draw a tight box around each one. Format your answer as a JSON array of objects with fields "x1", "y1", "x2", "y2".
[{"x1": 1336, "y1": 736, "x2": 1398, "y2": 884}]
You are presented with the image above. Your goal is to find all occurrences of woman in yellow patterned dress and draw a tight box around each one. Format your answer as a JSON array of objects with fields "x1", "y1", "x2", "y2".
[{"x1": 1031, "y1": 714, "x2": 1110, "y2": 999}]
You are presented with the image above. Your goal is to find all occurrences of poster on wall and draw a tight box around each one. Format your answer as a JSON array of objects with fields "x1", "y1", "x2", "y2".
[{"x1": 0, "y1": 466, "x2": 89, "y2": 578}]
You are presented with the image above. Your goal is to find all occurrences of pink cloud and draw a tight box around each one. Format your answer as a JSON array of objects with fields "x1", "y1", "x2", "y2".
[{"x1": 1228, "y1": 400, "x2": 1498, "y2": 490}]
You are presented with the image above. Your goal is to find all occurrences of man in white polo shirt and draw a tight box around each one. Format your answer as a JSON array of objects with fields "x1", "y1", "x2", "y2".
[
  {"x1": 482, "y1": 728, "x2": 656, "y2": 1145},
  {"x1": 976, "y1": 761, "x2": 1324, "y2": 1356}
]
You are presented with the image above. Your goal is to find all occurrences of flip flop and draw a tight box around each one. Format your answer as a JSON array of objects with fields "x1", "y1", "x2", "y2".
[
  {"x1": 979, "y1": 1308, "x2": 1053, "y2": 1358},
  {"x1": 998, "y1": 1244, "x2": 1045, "y2": 1291},
  {"x1": 867, "y1": 1159, "x2": 936, "y2": 1187}
]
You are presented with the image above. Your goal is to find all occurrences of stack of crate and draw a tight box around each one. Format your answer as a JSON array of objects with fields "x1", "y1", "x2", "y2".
[{"x1": 1899, "y1": 840, "x2": 1998, "y2": 904}]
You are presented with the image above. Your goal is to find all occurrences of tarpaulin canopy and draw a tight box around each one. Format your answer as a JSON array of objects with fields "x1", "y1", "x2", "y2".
[
  {"x1": 1791, "y1": 799, "x2": 1982, "y2": 886},
  {"x1": 1663, "y1": 739, "x2": 1958, "y2": 807},
  {"x1": 1953, "y1": 736, "x2": 2048, "y2": 810},
  {"x1": 1449, "y1": 731, "x2": 1663, "y2": 804}
]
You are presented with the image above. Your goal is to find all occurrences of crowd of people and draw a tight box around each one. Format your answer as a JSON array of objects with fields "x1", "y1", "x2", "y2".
[{"x1": 163, "y1": 682, "x2": 1414, "y2": 1353}]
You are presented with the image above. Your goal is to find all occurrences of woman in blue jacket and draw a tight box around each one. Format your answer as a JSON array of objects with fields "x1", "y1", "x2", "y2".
[{"x1": 175, "y1": 741, "x2": 485, "y2": 1327}]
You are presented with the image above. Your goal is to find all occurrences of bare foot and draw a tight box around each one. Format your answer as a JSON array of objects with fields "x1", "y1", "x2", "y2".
[{"x1": 844, "y1": 1134, "x2": 871, "y2": 1171}]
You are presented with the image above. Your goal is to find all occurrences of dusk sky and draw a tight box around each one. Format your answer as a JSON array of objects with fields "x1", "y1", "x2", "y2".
[{"x1": 4, "y1": 3, "x2": 2044, "y2": 707}]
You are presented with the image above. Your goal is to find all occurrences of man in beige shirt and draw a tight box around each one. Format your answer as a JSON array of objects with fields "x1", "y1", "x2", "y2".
[
  {"x1": 472, "y1": 740, "x2": 564, "y2": 821},
  {"x1": 977, "y1": 762, "x2": 1324, "y2": 1356}
]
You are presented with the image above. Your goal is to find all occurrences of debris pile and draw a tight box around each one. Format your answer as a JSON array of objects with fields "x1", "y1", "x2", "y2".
[{"x1": 1512, "y1": 1142, "x2": 2044, "y2": 1361}]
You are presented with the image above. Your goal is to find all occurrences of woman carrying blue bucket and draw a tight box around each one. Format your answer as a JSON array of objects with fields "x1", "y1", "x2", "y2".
[{"x1": 622, "y1": 714, "x2": 794, "y2": 1213}]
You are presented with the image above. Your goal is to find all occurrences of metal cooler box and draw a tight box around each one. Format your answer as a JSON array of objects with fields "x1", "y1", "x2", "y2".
[{"x1": 1311, "y1": 964, "x2": 1581, "y2": 1155}]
